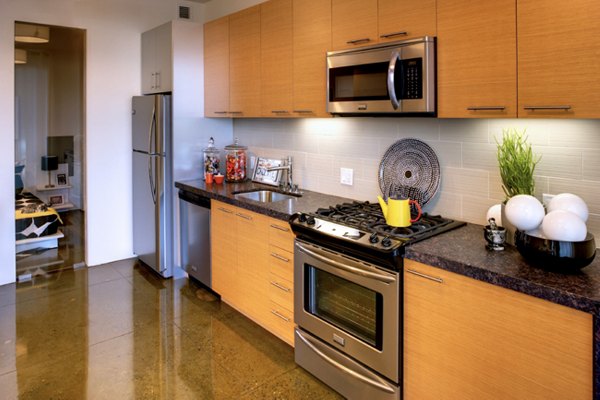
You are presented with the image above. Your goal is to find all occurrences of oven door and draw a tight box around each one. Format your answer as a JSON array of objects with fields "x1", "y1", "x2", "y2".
[{"x1": 294, "y1": 239, "x2": 399, "y2": 382}]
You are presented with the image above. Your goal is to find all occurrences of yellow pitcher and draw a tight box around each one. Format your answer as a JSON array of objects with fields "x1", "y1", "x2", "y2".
[{"x1": 377, "y1": 196, "x2": 422, "y2": 227}]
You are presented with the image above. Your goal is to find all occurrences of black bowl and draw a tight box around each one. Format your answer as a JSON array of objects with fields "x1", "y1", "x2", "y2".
[{"x1": 515, "y1": 230, "x2": 596, "y2": 271}]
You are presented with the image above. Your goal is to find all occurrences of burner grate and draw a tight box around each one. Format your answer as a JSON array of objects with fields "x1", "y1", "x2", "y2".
[{"x1": 313, "y1": 201, "x2": 458, "y2": 241}]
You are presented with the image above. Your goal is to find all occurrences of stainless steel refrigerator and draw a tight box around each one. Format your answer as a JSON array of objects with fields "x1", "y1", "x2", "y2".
[{"x1": 132, "y1": 94, "x2": 173, "y2": 278}]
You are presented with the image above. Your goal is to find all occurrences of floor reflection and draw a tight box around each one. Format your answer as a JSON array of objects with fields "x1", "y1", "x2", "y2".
[
  {"x1": 16, "y1": 210, "x2": 85, "y2": 279},
  {"x1": 0, "y1": 259, "x2": 342, "y2": 399}
]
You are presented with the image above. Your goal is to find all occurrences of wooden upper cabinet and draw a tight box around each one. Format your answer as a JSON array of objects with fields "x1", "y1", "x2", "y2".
[
  {"x1": 204, "y1": 16, "x2": 230, "y2": 117},
  {"x1": 378, "y1": 0, "x2": 436, "y2": 42},
  {"x1": 261, "y1": 0, "x2": 293, "y2": 117},
  {"x1": 404, "y1": 260, "x2": 592, "y2": 400},
  {"x1": 293, "y1": 0, "x2": 332, "y2": 117},
  {"x1": 229, "y1": 5, "x2": 261, "y2": 117},
  {"x1": 518, "y1": 0, "x2": 600, "y2": 118},
  {"x1": 332, "y1": 0, "x2": 378, "y2": 50},
  {"x1": 437, "y1": 0, "x2": 517, "y2": 118}
]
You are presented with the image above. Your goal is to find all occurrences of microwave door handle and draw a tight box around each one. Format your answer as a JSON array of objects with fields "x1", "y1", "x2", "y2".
[{"x1": 387, "y1": 51, "x2": 401, "y2": 110}]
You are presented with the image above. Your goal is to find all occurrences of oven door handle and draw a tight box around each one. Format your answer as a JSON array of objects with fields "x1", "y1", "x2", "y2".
[
  {"x1": 296, "y1": 329, "x2": 396, "y2": 394},
  {"x1": 296, "y1": 242, "x2": 396, "y2": 284}
]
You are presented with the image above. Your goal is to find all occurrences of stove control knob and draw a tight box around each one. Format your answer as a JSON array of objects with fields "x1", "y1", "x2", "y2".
[
  {"x1": 381, "y1": 236, "x2": 392, "y2": 248},
  {"x1": 369, "y1": 233, "x2": 379, "y2": 244},
  {"x1": 306, "y1": 216, "x2": 316, "y2": 226},
  {"x1": 298, "y1": 213, "x2": 307, "y2": 223}
]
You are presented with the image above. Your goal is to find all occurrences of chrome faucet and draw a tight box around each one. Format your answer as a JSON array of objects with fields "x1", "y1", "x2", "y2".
[{"x1": 266, "y1": 156, "x2": 299, "y2": 193}]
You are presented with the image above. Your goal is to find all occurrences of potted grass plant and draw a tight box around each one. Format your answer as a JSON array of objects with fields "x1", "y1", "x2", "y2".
[{"x1": 496, "y1": 128, "x2": 541, "y2": 244}]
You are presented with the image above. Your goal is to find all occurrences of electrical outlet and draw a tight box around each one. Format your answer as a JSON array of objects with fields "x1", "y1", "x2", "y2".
[
  {"x1": 340, "y1": 168, "x2": 353, "y2": 186},
  {"x1": 542, "y1": 193, "x2": 555, "y2": 208}
]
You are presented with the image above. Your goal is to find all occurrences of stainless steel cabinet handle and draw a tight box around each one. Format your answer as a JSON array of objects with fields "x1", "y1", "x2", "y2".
[
  {"x1": 271, "y1": 310, "x2": 290, "y2": 322},
  {"x1": 270, "y1": 281, "x2": 291, "y2": 292},
  {"x1": 467, "y1": 106, "x2": 506, "y2": 111},
  {"x1": 523, "y1": 105, "x2": 571, "y2": 111},
  {"x1": 270, "y1": 224, "x2": 290, "y2": 232},
  {"x1": 346, "y1": 38, "x2": 371, "y2": 45},
  {"x1": 155, "y1": 71, "x2": 161, "y2": 89},
  {"x1": 406, "y1": 269, "x2": 444, "y2": 284},
  {"x1": 270, "y1": 252, "x2": 290, "y2": 263},
  {"x1": 293, "y1": 109, "x2": 313, "y2": 114},
  {"x1": 271, "y1": 110, "x2": 289, "y2": 114},
  {"x1": 213, "y1": 111, "x2": 228, "y2": 114},
  {"x1": 151, "y1": 72, "x2": 156, "y2": 89},
  {"x1": 217, "y1": 207, "x2": 233, "y2": 214},
  {"x1": 380, "y1": 31, "x2": 408, "y2": 39},
  {"x1": 236, "y1": 212, "x2": 252, "y2": 220}
]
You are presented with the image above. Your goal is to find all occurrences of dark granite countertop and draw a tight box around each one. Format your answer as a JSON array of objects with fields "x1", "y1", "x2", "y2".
[
  {"x1": 405, "y1": 223, "x2": 600, "y2": 316},
  {"x1": 176, "y1": 179, "x2": 600, "y2": 317},
  {"x1": 175, "y1": 179, "x2": 354, "y2": 221}
]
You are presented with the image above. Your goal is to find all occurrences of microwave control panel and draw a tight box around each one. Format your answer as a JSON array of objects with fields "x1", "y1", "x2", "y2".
[{"x1": 399, "y1": 58, "x2": 423, "y2": 100}]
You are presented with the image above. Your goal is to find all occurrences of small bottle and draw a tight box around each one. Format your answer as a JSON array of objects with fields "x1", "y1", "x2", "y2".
[
  {"x1": 224, "y1": 138, "x2": 248, "y2": 182},
  {"x1": 203, "y1": 137, "x2": 220, "y2": 179}
]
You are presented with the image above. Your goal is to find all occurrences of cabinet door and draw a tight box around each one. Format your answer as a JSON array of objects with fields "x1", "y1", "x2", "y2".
[
  {"x1": 141, "y1": 29, "x2": 156, "y2": 95},
  {"x1": 210, "y1": 201, "x2": 238, "y2": 304},
  {"x1": 229, "y1": 6, "x2": 261, "y2": 117},
  {"x1": 204, "y1": 16, "x2": 230, "y2": 117},
  {"x1": 404, "y1": 260, "x2": 592, "y2": 400},
  {"x1": 518, "y1": 0, "x2": 600, "y2": 118},
  {"x1": 378, "y1": 0, "x2": 436, "y2": 42},
  {"x1": 437, "y1": 0, "x2": 517, "y2": 118},
  {"x1": 332, "y1": 0, "x2": 378, "y2": 50},
  {"x1": 261, "y1": 0, "x2": 293, "y2": 117},
  {"x1": 153, "y1": 22, "x2": 172, "y2": 93},
  {"x1": 235, "y1": 207, "x2": 270, "y2": 324},
  {"x1": 293, "y1": 0, "x2": 331, "y2": 118}
]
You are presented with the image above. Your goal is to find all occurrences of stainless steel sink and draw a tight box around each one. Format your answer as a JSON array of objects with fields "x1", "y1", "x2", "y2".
[{"x1": 233, "y1": 189, "x2": 299, "y2": 203}]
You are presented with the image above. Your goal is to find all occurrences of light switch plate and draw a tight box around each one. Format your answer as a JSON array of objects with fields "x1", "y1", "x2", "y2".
[{"x1": 340, "y1": 168, "x2": 353, "y2": 186}]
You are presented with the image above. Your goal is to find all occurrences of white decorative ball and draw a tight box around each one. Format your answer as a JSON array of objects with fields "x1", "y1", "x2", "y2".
[
  {"x1": 504, "y1": 195, "x2": 545, "y2": 231},
  {"x1": 547, "y1": 193, "x2": 589, "y2": 222},
  {"x1": 485, "y1": 204, "x2": 502, "y2": 226},
  {"x1": 541, "y1": 210, "x2": 587, "y2": 242}
]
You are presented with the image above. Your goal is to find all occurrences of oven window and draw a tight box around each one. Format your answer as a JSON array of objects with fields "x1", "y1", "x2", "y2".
[
  {"x1": 305, "y1": 264, "x2": 383, "y2": 349},
  {"x1": 329, "y1": 62, "x2": 389, "y2": 102}
]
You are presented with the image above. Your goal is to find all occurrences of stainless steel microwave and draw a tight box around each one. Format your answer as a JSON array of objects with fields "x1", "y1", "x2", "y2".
[{"x1": 327, "y1": 36, "x2": 435, "y2": 115}]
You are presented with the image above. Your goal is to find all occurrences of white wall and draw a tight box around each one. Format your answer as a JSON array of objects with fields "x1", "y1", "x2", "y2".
[{"x1": 0, "y1": 0, "x2": 206, "y2": 285}]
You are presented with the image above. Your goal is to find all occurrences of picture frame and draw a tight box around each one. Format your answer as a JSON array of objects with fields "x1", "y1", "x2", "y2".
[
  {"x1": 56, "y1": 173, "x2": 67, "y2": 186},
  {"x1": 251, "y1": 157, "x2": 282, "y2": 186},
  {"x1": 49, "y1": 195, "x2": 64, "y2": 206}
]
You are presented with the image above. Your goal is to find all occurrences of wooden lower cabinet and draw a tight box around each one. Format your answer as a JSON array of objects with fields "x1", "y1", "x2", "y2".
[
  {"x1": 211, "y1": 200, "x2": 295, "y2": 346},
  {"x1": 403, "y1": 260, "x2": 593, "y2": 399}
]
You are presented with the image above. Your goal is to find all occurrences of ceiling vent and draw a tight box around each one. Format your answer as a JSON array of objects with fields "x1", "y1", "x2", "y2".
[{"x1": 178, "y1": 5, "x2": 191, "y2": 20}]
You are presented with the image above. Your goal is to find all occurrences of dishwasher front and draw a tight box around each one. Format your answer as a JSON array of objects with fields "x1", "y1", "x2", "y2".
[{"x1": 178, "y1": 190, "x2": 211, "y2": 288}]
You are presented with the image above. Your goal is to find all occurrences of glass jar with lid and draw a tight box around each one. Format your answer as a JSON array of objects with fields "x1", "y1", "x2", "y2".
[
  {"x1": 203, "y1": 137, "x2": 220, "y2": 177},
  {"x1": 224, "y1": 138, "x2": 247, "y2": 182}
]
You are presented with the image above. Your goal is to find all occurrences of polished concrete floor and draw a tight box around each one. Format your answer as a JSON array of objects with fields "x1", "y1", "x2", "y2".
[{"x1": 0, "y1": 259, "x2": 343, "y2": 399}]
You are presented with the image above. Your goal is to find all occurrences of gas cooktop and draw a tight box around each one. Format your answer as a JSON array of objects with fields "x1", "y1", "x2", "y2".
[{"x1": 290, "y1": 201, "x2": 465, "y2": 270}]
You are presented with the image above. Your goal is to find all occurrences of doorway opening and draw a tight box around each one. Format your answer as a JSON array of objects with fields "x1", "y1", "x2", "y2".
[{"x1": 14, "y1": 22, "x2": 86, "y2": 280}]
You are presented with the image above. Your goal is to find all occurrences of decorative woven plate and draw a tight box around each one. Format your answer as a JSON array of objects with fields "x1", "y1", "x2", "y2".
[{"x1": 378, "y1": 138, "x2": 440, "y2": 207}]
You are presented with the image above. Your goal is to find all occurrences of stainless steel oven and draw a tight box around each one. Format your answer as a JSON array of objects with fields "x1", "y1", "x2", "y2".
[
  {"x1": 294, "y1": 239, "x2": 401, "y2": 399},
  {"x1": 327, "y1": 36, "x2": 435, "y2": 115}
]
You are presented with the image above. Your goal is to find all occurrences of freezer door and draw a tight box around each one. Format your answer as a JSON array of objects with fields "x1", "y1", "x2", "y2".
[{"x1": 132, "y1": 96, "x2": 155, "y2": 153}]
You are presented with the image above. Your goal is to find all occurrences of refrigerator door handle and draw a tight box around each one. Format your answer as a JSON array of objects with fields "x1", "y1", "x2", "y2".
[
  {"x1": 148, "y1": 156, "x2": 156, "y2": 204},
  {"x1": 148, "y1": 105, "x2": 157, "y2": 204}
]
